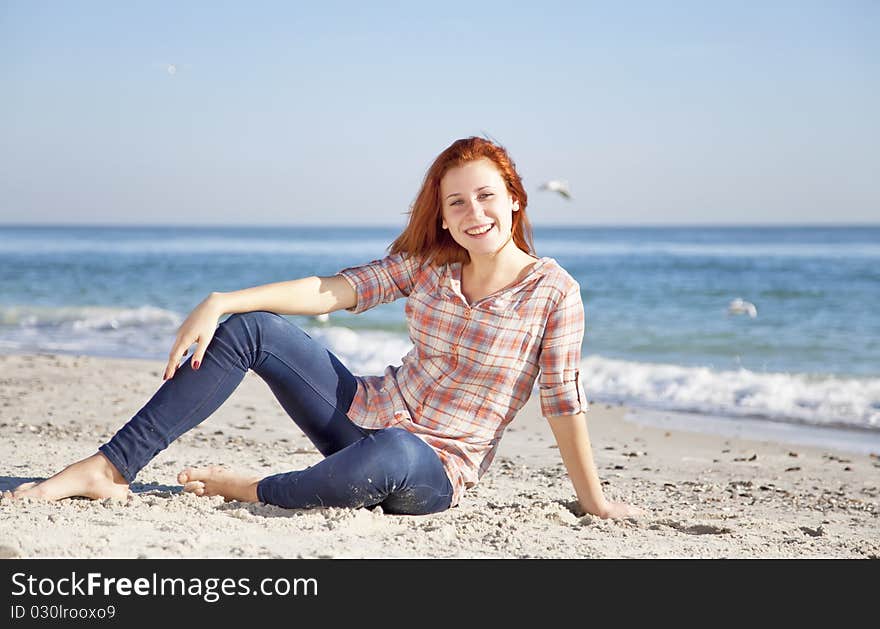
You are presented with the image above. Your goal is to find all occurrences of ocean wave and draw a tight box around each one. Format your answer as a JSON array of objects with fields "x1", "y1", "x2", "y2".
[
  {"x1": 280, "y1": 327, "x2": 880, "y2": 431},
  {"x1": 305, "y1": 326, "x2": 414, "y2": 377},
  {"x1": 1, "y1": 312, "x2": 876, "y2": 431},
  {"x1": 582, "y1": 355, "x2": 880, "y2": 430},
  {"x1": 0, "y1": 305, "x2": 183, "y2": 330}
]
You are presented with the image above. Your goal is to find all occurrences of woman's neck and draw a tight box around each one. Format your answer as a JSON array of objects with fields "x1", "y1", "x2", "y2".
[{"x1": 463, "y1": 241, "x2": 538, "y2": 286}]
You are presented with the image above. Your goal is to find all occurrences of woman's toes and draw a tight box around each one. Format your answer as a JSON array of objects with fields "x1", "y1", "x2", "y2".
[
  {"x1": 13, "y1": 482, "x2": 38, "y2": 494},
  {"x1": 182, "y1": 480, "x2": 206, "y2": 495},
  {"x1": 178, "y1": 466, "x2": 220, "y2": 484},
  {"x1": 7, "y1": 482, "x2": 42, "y2": 499}
]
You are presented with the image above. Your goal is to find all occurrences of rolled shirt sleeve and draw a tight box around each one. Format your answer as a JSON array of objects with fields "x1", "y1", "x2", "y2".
[
  {"x1": 538, "y1": 280, "x2": 588, "y2": 417},
  {"x1": 336, "y1": 252, "x2": 420, "y2": 314}
]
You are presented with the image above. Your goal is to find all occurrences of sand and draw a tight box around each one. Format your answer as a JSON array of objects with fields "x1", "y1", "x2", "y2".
[{"x1": 0, "y1": 353, "x2": 877, "y2": 559}]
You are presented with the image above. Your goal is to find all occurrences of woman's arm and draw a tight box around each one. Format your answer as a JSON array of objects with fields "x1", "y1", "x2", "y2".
[
  {"x1": 162, "y1": 275, "x2": 356, "y2": 380},
  {"x1": 209, "y1": 274, "x2": 356, "y2": 317},
  {"x1": 546, "y1": 412, "x2": 644, "y2": 519}
]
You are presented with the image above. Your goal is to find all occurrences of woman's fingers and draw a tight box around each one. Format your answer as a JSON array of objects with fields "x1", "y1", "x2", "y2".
[
  {"x1": 164, "y1": 340, "x2": 193, "y2": 380},
  {"x1": 164, "y1": 335, "x2": 212, "y2": 379},
  {"x1": 162, "y1": 298, "x2": 223, "y2": 380},
  {"x1": 163, "y1": 356, "x2": 175, "y2": 381},
  {"x1": 189, "y1": 333, "x2": 213, "y2": 370}
]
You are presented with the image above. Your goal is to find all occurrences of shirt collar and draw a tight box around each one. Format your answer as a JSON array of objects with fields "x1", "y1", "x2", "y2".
[{"x1": 441, "y1": 256, "x2": 552, "y2": 307}]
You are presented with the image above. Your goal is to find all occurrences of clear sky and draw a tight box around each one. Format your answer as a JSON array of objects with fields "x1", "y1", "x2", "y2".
[{"x1": 1, "y1": 1, "x2": 878, "y2": 226}]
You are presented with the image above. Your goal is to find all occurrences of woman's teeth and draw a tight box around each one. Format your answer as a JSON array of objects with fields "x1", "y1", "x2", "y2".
[{"x1": 465, "y1": 224, "x2": 494, "y2": 236}]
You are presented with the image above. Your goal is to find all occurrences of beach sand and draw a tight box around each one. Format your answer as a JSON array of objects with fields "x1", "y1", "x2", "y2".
[{"x1": 1, "y1": 353, "x2": 877, "y2": 559}]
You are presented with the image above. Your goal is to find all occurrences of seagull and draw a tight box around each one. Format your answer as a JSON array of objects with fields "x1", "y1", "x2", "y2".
[
  {"x1": 538, "y1": 180, "x2": 571, "y2": 200},
  {"x1": 151, "y1": 62, "x2": 192, "y2": 76},
  {"x1": 727, "y1": 298, "x2": 757, "y2": 318}
]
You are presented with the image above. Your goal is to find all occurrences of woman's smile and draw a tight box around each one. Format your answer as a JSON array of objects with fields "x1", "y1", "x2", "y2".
[{"x1": 464, "y1": 222, "x2": 495, "y2": 237}]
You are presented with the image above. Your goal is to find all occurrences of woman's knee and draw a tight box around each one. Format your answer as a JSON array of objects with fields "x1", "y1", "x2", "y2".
[
  {"x1": 369, "y1": 427, "x2": 426, "y2": 465},
  {"x1": 382, "y1": 488, "x2": 451, "y2": 515},
  {"x1": 217, "y1": 311, "x2": 306, "y2": 346},
  {"x1": 373, "y1": 431, "x2": 452, "y2": 515},
  {"x1": 208, "y1": 311, "x2": 297, "y2": 367},
  {"x1": 222, "y1": 311, "x2": 286, "y2": 331}
]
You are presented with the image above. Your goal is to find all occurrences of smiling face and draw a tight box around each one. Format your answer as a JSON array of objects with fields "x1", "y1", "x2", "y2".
[{"x1": 439, "y1": 158, "x2": 520, "y2": 260}]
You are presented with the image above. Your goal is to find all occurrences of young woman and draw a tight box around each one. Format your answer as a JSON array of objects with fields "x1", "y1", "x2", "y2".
[{"x1": 5, "y1": 137, "x2": 642, "y2": 519}]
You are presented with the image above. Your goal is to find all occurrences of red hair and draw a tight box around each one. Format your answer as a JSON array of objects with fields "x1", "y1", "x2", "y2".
[{"x1": 389, "y1": 137, "x2": 536, "y2": 267}]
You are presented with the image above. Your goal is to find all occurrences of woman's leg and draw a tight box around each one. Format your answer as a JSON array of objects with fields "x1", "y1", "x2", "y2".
[
  {"x1": 180, "y1": 427, "x2": 454, "y2": 515},
  {"x1": 100, "y1": 311, "x2": 371, "y2": 482},
  {"x1": 7, "y1": 311, "x2": 370, "y2": 500}
]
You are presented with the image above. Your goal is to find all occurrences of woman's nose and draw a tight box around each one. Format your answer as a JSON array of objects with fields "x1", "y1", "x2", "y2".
[{"x1": 465, "y1": 198, "x2": 487, "y2": 216}]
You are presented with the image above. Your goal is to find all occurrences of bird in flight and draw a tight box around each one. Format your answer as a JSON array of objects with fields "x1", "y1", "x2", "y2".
[
  {"x1": 151, "y1": 62, "x2": 192, "y2": 76},
  {"x1": 727, "y1": 298, "x2": 758, "y2": 318},
  {"x1": 538, "y1": 180, "x2": 571, "y2": 200}
]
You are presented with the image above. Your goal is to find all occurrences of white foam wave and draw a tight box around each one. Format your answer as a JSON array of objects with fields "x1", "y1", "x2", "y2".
[
  {"x1": 582, "y1": 355, "x2": 880, "y2": 430},
  {"x1": 293, "y1": 327, "x2": 880, "y2": 431},
  {"x1": 0, "y1": 305, "x2": 183, "y2": 330},
  {"x1": 304, "y1": 325, "x2": 414, "y2": 377},
  {"x1": 0, "y1": 305, "x2": 185, "y2": 360},
  {"x1": 2, "y1": 311, "x2": 876, "y2": 432}
]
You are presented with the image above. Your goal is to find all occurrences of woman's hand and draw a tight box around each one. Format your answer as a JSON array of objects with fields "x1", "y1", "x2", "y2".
[
  {"x1": 599, "y1": 501, "x2": 647, "y2": 520},
  {"x1": 163, "y1": 294, "x2": 225, "y2": 381},
  {"x1": 546, "y1": 413, "x2": 649, "y2": 522}
]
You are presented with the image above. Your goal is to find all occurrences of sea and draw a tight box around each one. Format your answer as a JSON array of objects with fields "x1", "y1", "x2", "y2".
[{"x1": 2, "y1": 224, "x2": 879, "y2": 455}]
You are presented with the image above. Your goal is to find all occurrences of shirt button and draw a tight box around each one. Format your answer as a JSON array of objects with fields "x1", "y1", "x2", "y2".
[{"x1": 464, "y1": 309, "x2": 471, "y2": 319}]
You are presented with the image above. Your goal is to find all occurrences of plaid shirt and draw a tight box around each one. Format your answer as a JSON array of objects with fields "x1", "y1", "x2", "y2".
[{"x1": 337, "y1": 253, "x2": 587, "y2": 507}]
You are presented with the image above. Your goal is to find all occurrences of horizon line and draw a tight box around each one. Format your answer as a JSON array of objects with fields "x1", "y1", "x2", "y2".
[{"x1": 2, "y1": 221, "x2": 879, "y2": 229}]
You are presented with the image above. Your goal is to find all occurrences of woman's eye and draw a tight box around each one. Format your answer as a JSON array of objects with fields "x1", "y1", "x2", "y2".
[{"x1": 479, "y1": 193, "x2": 494, "y2": 199}]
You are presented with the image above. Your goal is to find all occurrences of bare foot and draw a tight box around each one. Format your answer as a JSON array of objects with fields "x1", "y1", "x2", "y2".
[
  {"x1": 2, "y1": 452, "x2": 131, "y2": 501},
  {"x1": 177, "y1": 466, "x2": 261, "y2": 503},
  {"x1": 1, "y1": 481, "x2": 37, "y2": 500}
]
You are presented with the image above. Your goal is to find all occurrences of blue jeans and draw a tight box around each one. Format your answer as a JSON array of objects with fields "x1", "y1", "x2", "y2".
[{"x1": 99, "y1": 311, "x2": 453, "y2": 515}]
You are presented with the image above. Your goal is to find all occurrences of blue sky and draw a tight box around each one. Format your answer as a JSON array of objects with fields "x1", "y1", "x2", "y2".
[{"x1": 1, "y1": 1, "x2": 878, "y2": 226}]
